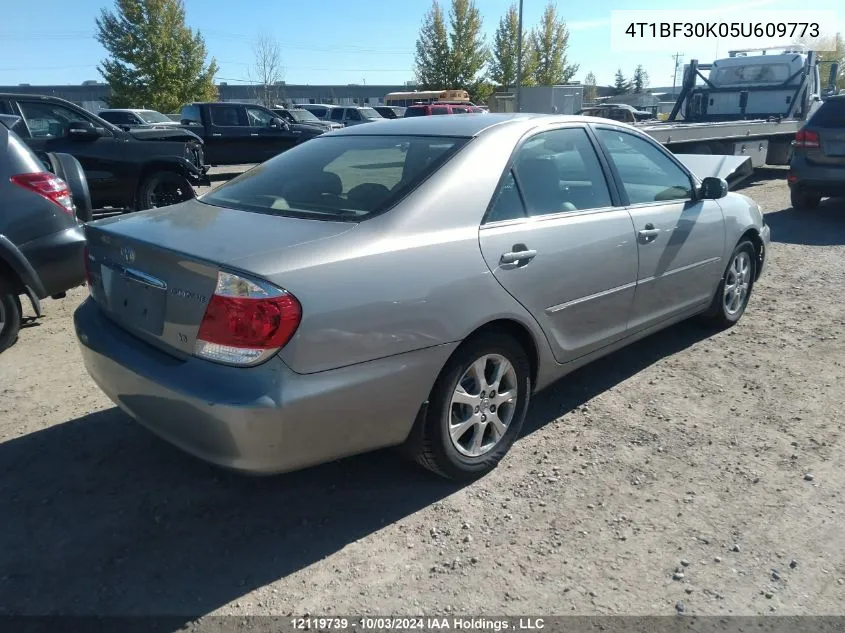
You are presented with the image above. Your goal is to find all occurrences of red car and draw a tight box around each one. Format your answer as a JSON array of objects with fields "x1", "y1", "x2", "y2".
[{"x1": 403, "y1": 102, "x2": 482, "y2": 117}]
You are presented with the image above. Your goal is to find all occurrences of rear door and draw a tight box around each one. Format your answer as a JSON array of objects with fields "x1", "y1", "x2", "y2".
[
  {"x1": 478, "y1": 125, "x2": 639, "y2": 364},
  {"x1": 329, "y1": 108, "x2": 345, "y2": 126},
  {"x1": 204, "y1": 104, "x2": 250, "y2": 164},
  {"x1": 593, "y1": 126, "x2": 726, "y2": 332},
  {"x1": 344, "y1": 108, "x2": 363, "y2": 126},
  {"x1": 245, "y1": 105, "x2": 297, "y2": 162}
]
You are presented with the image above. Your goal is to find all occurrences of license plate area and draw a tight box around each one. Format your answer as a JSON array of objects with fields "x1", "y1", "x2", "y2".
[
  {"x1": 824, "y1": 141, "x2": 845, "y2": 157},
  {"x1": 101, "y1": 265, "x2": 167, "y2": 336}
]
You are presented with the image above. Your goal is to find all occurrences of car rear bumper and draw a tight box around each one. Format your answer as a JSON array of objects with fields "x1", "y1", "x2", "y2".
[
  {"x1": 788, "y1": 159, "x2": 845, "y2": 197},
  {"x1": 73, "y1": 297, "x2": 457, "y2": 475},
  {"x1": 19, "y1": 225, "x2": 86, "y2": 298}
]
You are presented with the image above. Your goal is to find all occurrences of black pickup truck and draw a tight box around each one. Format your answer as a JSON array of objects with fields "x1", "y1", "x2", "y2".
[
  {"x1": 0, "y1": 94, "x2": 209, "y2": 213},
  {"x1": 179, "y1": 102, "x2": 324, "y2": 165}
]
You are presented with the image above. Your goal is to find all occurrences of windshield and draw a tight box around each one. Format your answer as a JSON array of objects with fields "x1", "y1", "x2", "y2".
[
  {"x1": 711, "y1": 63, "x2": 791, "y2": 86},
  {"x1": 360, "y1": 107, "x2": 383, "y2": 119},
  {"x1": 137, "y1": 110, "x2": 174, "y2": 124},
  {"x1": 200, "y1": 135, "x2": 468, "y2": 221},
  {"x1": 290, "y1": 109, "x2": 320, "y2": 122}
]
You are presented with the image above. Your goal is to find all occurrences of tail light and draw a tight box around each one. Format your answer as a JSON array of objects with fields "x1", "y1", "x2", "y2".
[
  {"x1": 793, "y1": 129, "x2": 820, "y2": 149},
  {"x1": 195, "y1": 271, "x2": 301, "y2": 366},
  {"x1": 10, "y1": 172, "x2": 74, "y2": 215}
]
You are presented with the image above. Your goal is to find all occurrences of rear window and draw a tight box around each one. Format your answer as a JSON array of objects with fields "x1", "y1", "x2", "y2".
[
  {"x1": 809, "y1": 99, "x2": 845, "y2": 128},
  {"x1": 200, "y1": 135, "x2": 468, "y2": 221},
  {"x1": 431, "y1": 107, "x2": 449, "y2": 115},
  {"x1": 404, "y1": 107, "x2": 426, "y2": 117}
]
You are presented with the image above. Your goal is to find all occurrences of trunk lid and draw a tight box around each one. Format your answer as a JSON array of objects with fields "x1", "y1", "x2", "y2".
[{"x1": 84, "y1": 199, "x2": 357, "y2": 357}]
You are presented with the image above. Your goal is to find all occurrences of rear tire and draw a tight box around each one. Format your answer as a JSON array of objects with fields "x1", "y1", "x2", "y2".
[
  {"x1": 702, "y1": 240, "x2": 756, "y2": 329},
  {"x1": 0, "y1": 285, "x2": 22, "y2": 353},
  {"x1": 791, "y1": 188, "x2": 821, "y2": 210},
  {"x1": 136, "y1": 171, "x2": 195, "y2": 211},
  {"x1": 405, "y1": 331, "x2": 532, "y2": 481}
]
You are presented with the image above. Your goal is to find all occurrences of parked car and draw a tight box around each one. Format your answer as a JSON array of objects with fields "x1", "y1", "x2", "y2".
[
  {"x1": 97, "y1": 108, "x2": 181, "y2": 130},
  {"x1": 75, "y1": 114, "x2": 769, "y2": 481},
  {"x1": 325, "y1": 106, "x2": 384, "y2": 127},
  {"x1": 180, "y1": 102, "x2": 323, "y2": 165},
  {"x1": 0, "y1": 115, "x2": 87, "y2": 352},
  {"x1": 272, "y1": 107, "x2": 343, "y2": 132},
  {"x1": 0, "y1": 94, "x2": 209, "y2": 213},
  {"x1": 404, "y1": 103, "x2": 481, "y2": 116},
  {"x1": 787, "y1": 93, "x2": 845, "y2": 210},
  {"x1": 296, "y1": 103, "x2": 336, "y2": 120},
  {"x1": 374, "y1": 105, "x2": 406, "y2": 119}
]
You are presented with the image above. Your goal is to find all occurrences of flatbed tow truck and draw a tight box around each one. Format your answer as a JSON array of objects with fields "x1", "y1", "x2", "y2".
[{"x1": 630, "y1": 46, "x2": 840, "y2": 183}]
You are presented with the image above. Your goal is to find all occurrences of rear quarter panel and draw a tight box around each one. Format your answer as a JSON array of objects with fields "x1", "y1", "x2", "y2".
[{"x1": 247, "y1": 123, "x2": 557, "y2": 376}]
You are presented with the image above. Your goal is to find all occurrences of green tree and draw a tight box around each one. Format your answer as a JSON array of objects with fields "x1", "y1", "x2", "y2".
[
  {"x1": 470, "y1": 79, "x2": 496, "y2": 104},
  {"x1": 583, "y1": 71, "x2": 597, "y2": 102},
  {"x1": 490, "y1": 3, "x2": 536, "y2": 89},
  {"x1": 613, "y1": 68, "x2": 631, "y2": 95},
  {"x1": 531, "y1": 2, "x2": 579, "y2": 86},
  {"x1": 632, "y1": 64, "x2": 649, "y2": 94},
  {"x1": 96, "y1": 0, "x2": 218, "y2": 112},
  {"x1": 817, "y1": 32, "x2": 845, "y2": 89},
  {"x1": 447, "y1": 0, "x2": 488, "y2": 88},
  {"x1": 414, "y1": 1, "x2": 451, "y2": 89}
]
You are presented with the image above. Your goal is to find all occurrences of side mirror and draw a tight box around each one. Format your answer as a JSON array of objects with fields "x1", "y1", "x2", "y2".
[
  {"x1": 699, "y1": 176, "x2": 729, "y2": 200},
  {"x1": 270, "y1": 117, "x2": 287, "y2": 129},
  {"x1": 828, "y1": 62, "x2": 840, "y2": 91},
  {"x1": 67, "y1": 120, "x2": 103, "y2": 139}
]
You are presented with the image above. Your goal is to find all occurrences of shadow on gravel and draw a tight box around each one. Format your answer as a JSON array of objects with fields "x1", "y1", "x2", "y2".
[
  {"x1": 0, "y1": 320, "x2": 713, "y2": 621},
  {"x1": 765, "y1": 197, "x2": 845, "y2": 246}
]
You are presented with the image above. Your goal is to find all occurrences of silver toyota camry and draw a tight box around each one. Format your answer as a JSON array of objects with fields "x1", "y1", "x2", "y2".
[{"x1": 74, "y1": 113, "x2": 770, "y2": 480}]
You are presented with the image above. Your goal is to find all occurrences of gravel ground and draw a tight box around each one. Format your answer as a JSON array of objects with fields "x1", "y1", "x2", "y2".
[{"x1": 1, "y1": 170, "x2": 844, "y2": 619}]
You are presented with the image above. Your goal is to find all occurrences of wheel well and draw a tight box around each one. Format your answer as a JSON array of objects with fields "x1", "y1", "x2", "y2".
[
  {"x1": 740, "y1": 228, "x2": 764, "y2": 281},
  {"x1": 0, "y1": 257, "x2": 24, "y2": 293},
  {"x1": 138, "y1": 162, "x2": 191, "y2": 186},
  {"x1": 463, "y1": 319, "x2": 539, "y2": 387}
]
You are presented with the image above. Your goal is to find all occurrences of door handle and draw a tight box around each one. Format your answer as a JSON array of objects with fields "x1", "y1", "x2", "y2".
[
  {"x1": 250, "y1": 133, "x2": 259, "y2": 136},
  {"x1": 500, "y1": 249, "x2": 537, "y2": 264},
  {"x1": 211, "y1": 133, "x2": 222, "y2": 137},
  {"x1": 637, "y1": 223, "x2": 661, "y2": 243}
]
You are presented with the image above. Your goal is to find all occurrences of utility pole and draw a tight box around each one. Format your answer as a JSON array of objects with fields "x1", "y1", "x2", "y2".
[
  {"x1": 515, "y1": 0, "x2": 524, "y2": 112},
  {"x1": 671, "y1": 52, "x2": 684, "y2": 94}
]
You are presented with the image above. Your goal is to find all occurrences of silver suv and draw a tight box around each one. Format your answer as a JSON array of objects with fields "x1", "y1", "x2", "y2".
[{"x1": 300, "y1": 104, "x2": 383, "y2": 127}]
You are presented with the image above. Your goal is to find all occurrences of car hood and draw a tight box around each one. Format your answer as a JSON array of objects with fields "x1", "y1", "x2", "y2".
[
  {"x1": 674, "y1": 154, "x2": 754, "y2": 189},
  {"x1": 128, "y1": 127, "x2": 203, "y2": 143}
]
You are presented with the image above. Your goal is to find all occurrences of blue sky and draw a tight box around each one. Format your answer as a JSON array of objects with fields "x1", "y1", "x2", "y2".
[{"x1": 0, "y1": 0, "x2": 842, "y2": 89}]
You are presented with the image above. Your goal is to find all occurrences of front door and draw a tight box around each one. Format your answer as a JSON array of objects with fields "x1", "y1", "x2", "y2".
[
  {"x1": 14, "y1": 99, "x2": 124, "y2": 209},
  {"x1": 245, "y1": 106, "x2": 297, "y2": 162},
  {"x1": 478, "y1": 126, "x2": 639, "y2": 364},
  {"x1": 594, "y1": 127, "x2": 726, "y2": 332}
]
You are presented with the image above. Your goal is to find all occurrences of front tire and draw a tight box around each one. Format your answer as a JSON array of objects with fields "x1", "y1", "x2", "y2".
[
  {"x1": 702, "y1": 240, "x2": 756, "y2": 329},
  {"x1": 136, "y1": 171, "x2": 195, "y2": 211},
  {"x1": 791, "y1": 187, "x2": 821, "y2": 210},
  {"x1": 407, "y1": 331, "x2": 532, "y2": 481},
  {"x1": 0, "y1": 287, "x2": 22, "y2": 353}
]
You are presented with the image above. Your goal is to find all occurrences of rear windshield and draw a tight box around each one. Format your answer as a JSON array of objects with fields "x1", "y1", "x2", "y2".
[
  {"x1": 200, "y1": 135, "x2": 468, "y2": 221},
  {"x1": 404, "y1": 108, "x2": 426, "y2": 117},
  {"x1": 809, "y1": 99, "x2": 845, "y2": 128}
]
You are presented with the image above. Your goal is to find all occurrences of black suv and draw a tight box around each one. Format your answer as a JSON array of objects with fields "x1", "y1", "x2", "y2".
[
  {"x1": 0, "y1": 94, "x2": 210, "y2": 214},
  {"x1": 0, "y1": 115, "x2": 87, "y2": 352},
  {"x1": 788, "y1": 94, "x2": 845, "y2": 210}
]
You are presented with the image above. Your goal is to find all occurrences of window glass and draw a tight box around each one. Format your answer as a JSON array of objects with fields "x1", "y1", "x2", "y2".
[
  {"x1": 181, "y1": 104, "x2": 201, "y2": 124},
  {"x1": 310, "y1": 107, "x2": 327, "y2": 118},
  {"x1": 510, "y1": 127, "x2": 612, "y2": 216},
  {"x1": 596, "y1": 128, "x2": 694, "y2": 204},
  {"x1": 209, "y1": 105, "x2": 243, "y2": 126},
  {"x1": 246, "y1": 107, "x2": 274, "y2": 126},
  {"x1": 18, "y1": 101, "x2": 90, "y2": 138},
  {"x1": 431, "y1": 107, "x2": 449, "y2": 115},
  {"x1": 201, "y1": 135, "x2": 468, "y2": 221},
  {"x1": 346, "y1": 109, "x2": 362, "y2": 121},
  {"x1": 330, "y1": 108, "x2": 344, "y2": 121},
  {"x1": 404, "y1": 107, "x2": 426, "y2": 117},
  {"x1": 809, "y1": 99, "x2": 845, "y2": 128},
  {"x1": 137, "y1": 110, "x2": 172, "y2": 123},
  {"x1": 486, "y1": 171, "x2": 526, "y2": 223},
  {"x1": 99, "y1": 111, "x2": 134, "y2": 124}
]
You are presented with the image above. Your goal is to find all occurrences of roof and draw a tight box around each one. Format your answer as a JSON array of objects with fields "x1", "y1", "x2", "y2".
[{"x1": 331, "y1": 113, "x2": 578, "y2": 137}]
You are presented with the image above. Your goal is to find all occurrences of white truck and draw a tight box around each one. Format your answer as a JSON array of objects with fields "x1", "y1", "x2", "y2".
[{"x1": 637, "y1": 46, "x2": 840, "y2": 171}]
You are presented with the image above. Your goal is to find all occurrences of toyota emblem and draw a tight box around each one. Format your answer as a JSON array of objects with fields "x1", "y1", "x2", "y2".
[{"x1": 120, "y1": 246, "x2": 135, "y2": 264}]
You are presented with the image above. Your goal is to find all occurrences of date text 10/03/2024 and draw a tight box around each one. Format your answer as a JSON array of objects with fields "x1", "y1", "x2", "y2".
[{"x1": 290, "y1": 617, "x2": 547, "y2": 631}]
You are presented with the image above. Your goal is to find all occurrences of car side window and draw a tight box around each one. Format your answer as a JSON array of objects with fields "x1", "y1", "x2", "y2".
[
  {"x1": 431, "y1": 107, "x2": 449, "y2": 115},
  {"x1": 209, "y1": 105, "x2": 244, "y2": 127},
  {"x1": 330, "y1": 108, "x2": 344, "y2": 121},
  {"x1": 347, "y1": 109, "x2": 362, "y2": 121},
  {"x1": 246, "y1": 107, "x2": 274, "y2": 127},
  {"x1": 181, "y1": 104, "x2": 202, "y2": 125},
  {"x1": 595, "y1": 128, "x2": 694, "y2": 204},
  {"x1": 17, "y1": 101, "x2": 91, "y2": 138},
  {"x1": 511, "y1": 127, "x2": 613, "y2": 216},
  {"x1": 486, "y1": 171, "x2": 526, "y2": 223}
]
